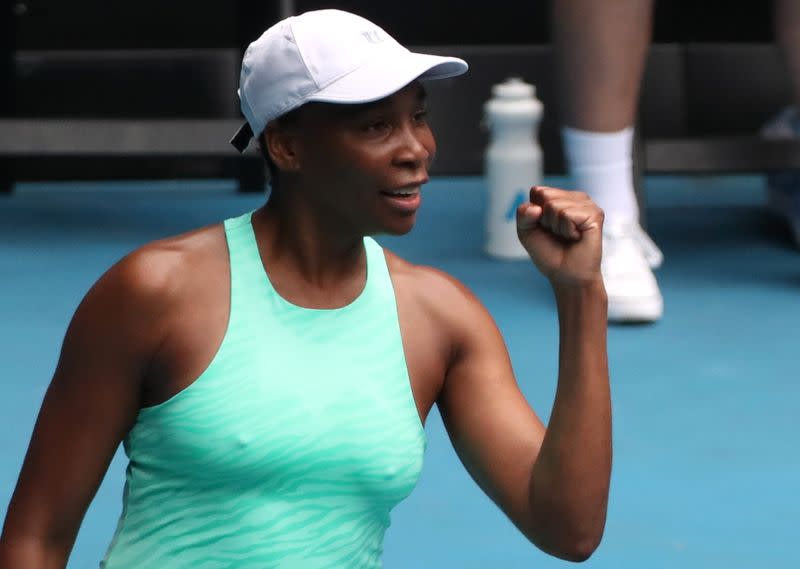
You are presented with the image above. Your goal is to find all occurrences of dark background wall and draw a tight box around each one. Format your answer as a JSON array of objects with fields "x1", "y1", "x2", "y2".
[
  {"x1": 5, "y1": 0, "x2": 783, "y2": 119},
  {"x1": 291, "y1": 0, "x2": 775, "y2": 45},
  {"x1": 10, "y1": 0, "x2": 777, "y2": 51},
  {"x1": 2, "y1": 0, "x2": 792, "y2": 178}
]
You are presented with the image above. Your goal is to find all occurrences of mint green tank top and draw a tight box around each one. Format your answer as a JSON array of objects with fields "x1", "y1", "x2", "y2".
[{"x1": 101, "y1": 211, "x2": 426, "y2": 568}]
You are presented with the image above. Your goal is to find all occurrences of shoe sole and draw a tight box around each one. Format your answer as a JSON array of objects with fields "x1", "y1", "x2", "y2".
[{"x1": 608, "y1": 295, "x2": 663, "y2": 323}]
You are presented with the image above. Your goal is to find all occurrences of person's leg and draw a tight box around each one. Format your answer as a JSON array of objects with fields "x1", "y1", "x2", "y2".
[
  {"x1": 553, "y1": 0, "x2": 653, "y2": 132},
  {"x1": 552, "y1": 0, "x2": 662, "y2": 322},
  {"x1": 763, "y1": 0, "x2": 800, "y2": 247},
  {"x1": 776, "y1": 0, "x2": 800, "y2": 108}
]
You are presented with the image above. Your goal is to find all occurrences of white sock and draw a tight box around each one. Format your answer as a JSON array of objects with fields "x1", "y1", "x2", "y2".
[{"x1": 561, "y1": 126, "x2": 639, "y2": 225}]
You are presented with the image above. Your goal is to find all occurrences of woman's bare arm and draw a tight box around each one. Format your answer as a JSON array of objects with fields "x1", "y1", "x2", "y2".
[{"x1": 0, "y1": 249, "x2": 176, "y2": 569}]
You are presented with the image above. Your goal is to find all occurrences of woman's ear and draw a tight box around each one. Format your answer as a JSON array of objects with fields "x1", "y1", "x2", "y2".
[{"x1": 264, "y1": 122, "x2": 301, "y2": 172}]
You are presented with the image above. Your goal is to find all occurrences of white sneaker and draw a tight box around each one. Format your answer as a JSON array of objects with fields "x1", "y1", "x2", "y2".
[
  {"x1": 761, "y1": 106, "x2": 800, "y2": 248},
  {"x1": 602, "y1": 223, "x2": 664, "y2": 323}
]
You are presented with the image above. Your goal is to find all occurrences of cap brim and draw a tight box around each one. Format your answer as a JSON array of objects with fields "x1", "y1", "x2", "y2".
[{"x1": 306, "y1": 52, "x2": 468, "y2": 105}]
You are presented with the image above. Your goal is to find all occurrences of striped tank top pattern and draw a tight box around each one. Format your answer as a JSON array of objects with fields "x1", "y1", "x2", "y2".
[{"x1": 100, "y1": 211, "x2": 426, "y2": 568}]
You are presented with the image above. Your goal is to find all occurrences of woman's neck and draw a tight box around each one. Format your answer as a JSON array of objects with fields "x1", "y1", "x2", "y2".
[{"x1": 252, "y1": 189, "x2": 367, "y2": 291}]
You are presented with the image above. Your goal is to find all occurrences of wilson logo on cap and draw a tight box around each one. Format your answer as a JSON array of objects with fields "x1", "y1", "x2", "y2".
[{"x1": 361, "y1": 30, "x2": 384, "y2": 44}]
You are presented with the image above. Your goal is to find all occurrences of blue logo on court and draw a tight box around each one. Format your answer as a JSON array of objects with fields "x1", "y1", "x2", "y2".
[{"x1": 505, "y1": 189, "x2": 527, "y2": 221}]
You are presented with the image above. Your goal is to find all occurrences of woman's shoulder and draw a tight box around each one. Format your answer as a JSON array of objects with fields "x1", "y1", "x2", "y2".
[
  {"x1": 95, "y1": 223, "x2": 228, "y2": 312},
  {"x1": 383, "y1": 248, "x2": 492, "y2": 328}
]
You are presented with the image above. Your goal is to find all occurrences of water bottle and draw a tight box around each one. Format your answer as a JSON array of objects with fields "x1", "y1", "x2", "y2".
[{"x1": 484, "y1": 77, "x2": 544, "y2": 259}]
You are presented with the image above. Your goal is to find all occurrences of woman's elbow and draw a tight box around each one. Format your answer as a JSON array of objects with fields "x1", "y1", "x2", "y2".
[
  {"x1": 527, "y1": 526, "x2": 605, "y2": 563},
  {"x1": 557, "y1": 535, "x2": 602, "y2": 562}
]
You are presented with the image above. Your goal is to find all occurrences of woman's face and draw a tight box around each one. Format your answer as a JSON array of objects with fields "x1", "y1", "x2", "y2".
[{"x1": 289, "y1": 81, "x2": 436, "y2": 236}]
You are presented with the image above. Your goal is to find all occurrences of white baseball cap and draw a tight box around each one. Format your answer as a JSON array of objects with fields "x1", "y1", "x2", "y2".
[{"x1": 230, "y1": 9, "x2": 468, "y2": 152}]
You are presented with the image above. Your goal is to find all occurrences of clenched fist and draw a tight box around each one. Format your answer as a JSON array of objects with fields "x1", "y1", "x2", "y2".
[{"x1": 516, "y1": 186, "x2": 605, "y2": 287}]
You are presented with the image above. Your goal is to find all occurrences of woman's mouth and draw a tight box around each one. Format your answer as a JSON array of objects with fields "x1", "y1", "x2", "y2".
[
  {"x1": 380, "y1": 188, "x2": 421, "y2": 212},
  {"x1": 382, "y1": 188, "x2": 419, "y2": 198}
]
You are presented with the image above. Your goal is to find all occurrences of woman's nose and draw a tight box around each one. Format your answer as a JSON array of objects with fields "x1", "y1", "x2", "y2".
[{"x1": 394, "y1": 125, "x2": 433, "y2": 169}]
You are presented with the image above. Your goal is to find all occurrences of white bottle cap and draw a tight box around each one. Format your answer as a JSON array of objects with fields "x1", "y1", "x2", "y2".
[{"x1": 491, "y1": 77, "x2": 536, "y2": 99}]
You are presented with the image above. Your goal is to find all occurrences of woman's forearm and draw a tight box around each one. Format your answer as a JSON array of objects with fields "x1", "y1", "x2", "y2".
[
  {"x1": 0, "y1": 534, "x2": 69, "y2": 569},
  {"x1": 527, "y1": 279, "x2": 611, "y2": 561}
]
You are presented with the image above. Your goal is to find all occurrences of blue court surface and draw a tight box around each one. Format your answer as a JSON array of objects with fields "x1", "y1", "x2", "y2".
[{"x1": 1, "y1": 175, "x2": 798, "y2": 568}]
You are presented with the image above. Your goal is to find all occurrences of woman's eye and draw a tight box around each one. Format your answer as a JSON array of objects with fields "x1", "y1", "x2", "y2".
[
  {"x1": 414, "y1": 110, "x2": 429, "y2": 122},
  {"x1": 364, "y1": 120, "x2": 390, "y2": 133}
]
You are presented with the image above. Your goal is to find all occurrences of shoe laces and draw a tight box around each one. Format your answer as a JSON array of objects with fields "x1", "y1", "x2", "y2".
[{"x1": 603, "y1": 223, "x2": 663, "y2": 270}]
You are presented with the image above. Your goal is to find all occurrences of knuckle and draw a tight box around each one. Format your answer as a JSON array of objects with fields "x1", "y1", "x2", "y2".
[{"x1": 544, "y1": 204, "x2": 559, "y2": 218}]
